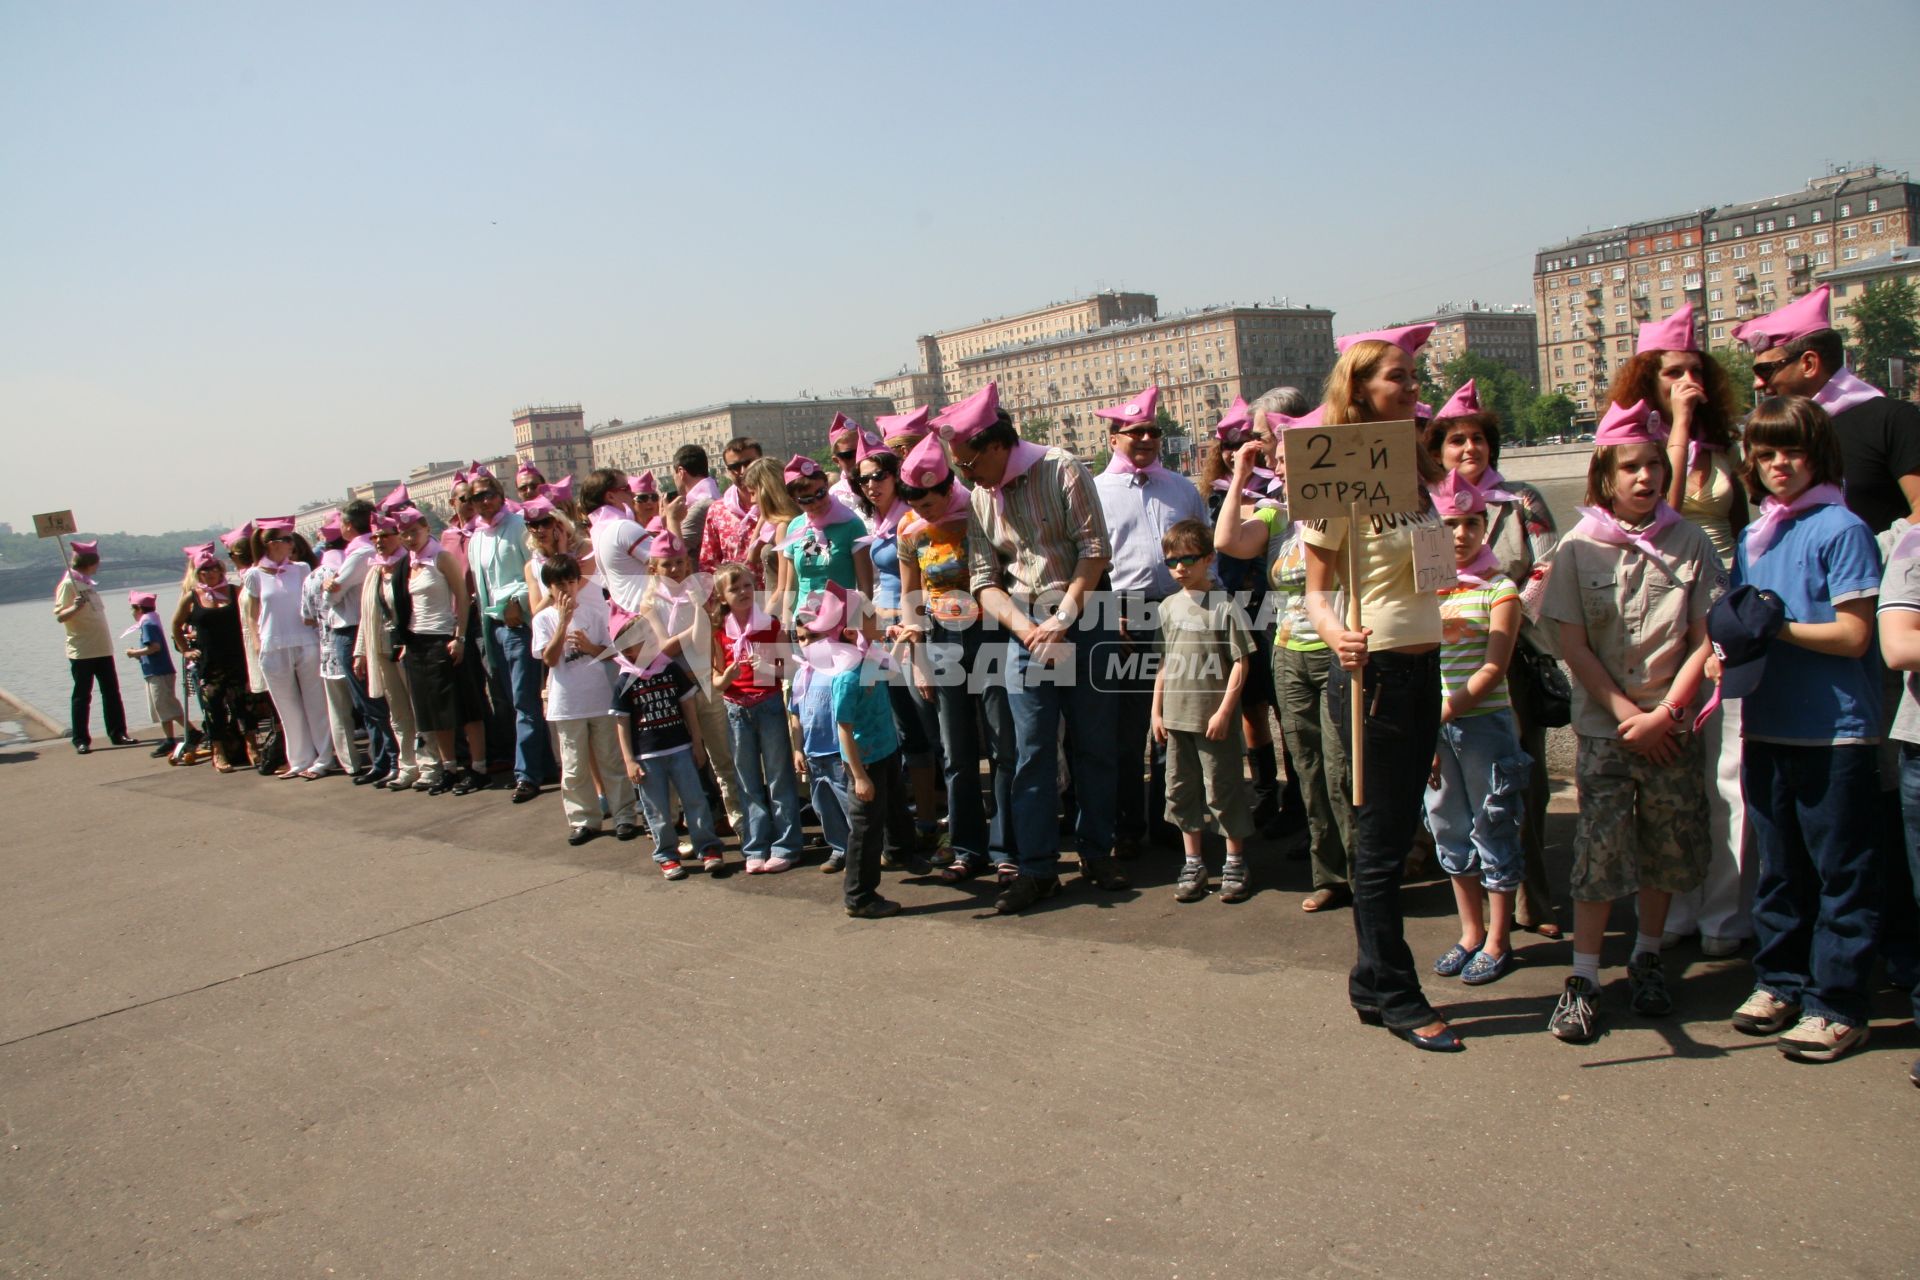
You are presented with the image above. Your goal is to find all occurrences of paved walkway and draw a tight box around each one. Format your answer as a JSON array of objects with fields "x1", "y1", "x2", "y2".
[{"x1": 1, "y1": 743, "x2": 1914, "y2": 1278}]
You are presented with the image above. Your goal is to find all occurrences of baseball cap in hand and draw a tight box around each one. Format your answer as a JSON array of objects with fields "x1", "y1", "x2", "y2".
[{"x1": 1708, "y1": 585, "x2": 1786, "y2": 700}]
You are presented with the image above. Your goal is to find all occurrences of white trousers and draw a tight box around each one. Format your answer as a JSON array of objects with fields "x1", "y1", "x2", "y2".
[
  {"x1": 323, "y1": 676, "x2": 362, "y2": 773},
  {"x1": 261, "y1": 646, "x2": 335, "y2": 774},
  {"x1": 1668, "y1": 696, "x2": 1755, "y2": 941}
]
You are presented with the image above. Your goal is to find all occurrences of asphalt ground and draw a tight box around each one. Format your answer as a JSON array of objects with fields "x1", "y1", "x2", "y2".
[{"x1": 1, "y1": 741, "x2": 1916, "y2": 1279}]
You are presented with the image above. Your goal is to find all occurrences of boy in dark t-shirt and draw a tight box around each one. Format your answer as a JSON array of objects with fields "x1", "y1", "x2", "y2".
[{"x1": 616, "y1": 659, "x2": 720, "y2": 879}]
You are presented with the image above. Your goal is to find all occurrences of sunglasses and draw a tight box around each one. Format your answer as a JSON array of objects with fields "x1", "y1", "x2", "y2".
[
  {"x1": 455, "y1": 494, "x2": 475, "y2": 504},
  {"x1": 266, "y1": 533, "x2": 292, "y2": 544},
  {"x1": 1117, "y1": 427, "x2": 1164, "y2": 441},
  {"x1": 793, "y1": 487, "x2": 829, "y2": 505},
  {"x1": 470, "y1": 489, "x2": 501, "y2": 502},
  {"x1": 1752, "y1": 357, "x2": 1793, "y2": 382},
  {"x1": 633, "y1": 492, "x2": 660, "y2": 502},
  {"x1": 526, "y1": 517, "x2": 557, "y2": 530},
  {"x1": 833, "y1": 449, "x2": 858, "y2": 462},
  {"x1": 856, "y1": 471, "x2": 889, "y2": 486},
  {"x1": 1163, "y1": 553, "x2": 1207, "y2": 568},
  {"x1": 726, "y1": 458, "x2": 753, "y2": 473}
]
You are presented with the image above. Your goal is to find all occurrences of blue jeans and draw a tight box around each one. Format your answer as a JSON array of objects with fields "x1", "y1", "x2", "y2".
[
  {"x1": 1745, "y1": 740, "x2": 1883, "y2": 1026},
  {"x1": 330, "y1": 627, "x2": 395, "y2": 777},
  {"x1": 485, "y1": 617, "x2": 556, "y2": 785},
  {"x1": 1002, "y1": 607, "x2": 1120, "y2": 878},
  {"x1": 1112, "y1": 596, "x2": 1169, "y2": 846},
  {"x1": 807, "y1": 753, "x2": 852, "y2": 856},
  {"x1": 1425, "y1": 709, "x2": 1530, "y2": 892},
  {"x1": 726, "y1": 697, "x2": 805, "y2": 859},
  {"x1": 1329, "y1": 650, "x2": 1443, "y2": 1032},
  {"x1": 1893, "y1": 744, "x2": 1920, "y2": 1023},
  {"x1": 633, "y1": 749, "x2": 717, "y2": 864},
  {"x1": 927, "y1": 620, "x2": 1016, "y2": 865}
]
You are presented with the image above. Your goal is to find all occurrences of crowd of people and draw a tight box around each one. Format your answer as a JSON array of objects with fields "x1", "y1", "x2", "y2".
[{"x1": 52, "y1": 283, "x2": 1920, "y2": 1084}]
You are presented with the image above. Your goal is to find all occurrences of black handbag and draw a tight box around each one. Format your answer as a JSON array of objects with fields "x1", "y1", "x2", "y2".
[{"x1": 1512, "y1": 636, "x2": 1573, "y2": 728}]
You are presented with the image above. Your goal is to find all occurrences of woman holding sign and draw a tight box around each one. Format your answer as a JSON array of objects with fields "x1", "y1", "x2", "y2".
[{"x1": 1298, "y1": 322, "x2": 1461, "y2": 1052}]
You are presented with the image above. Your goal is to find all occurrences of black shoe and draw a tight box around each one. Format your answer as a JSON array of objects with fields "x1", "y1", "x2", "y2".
[
  {"x1": 352, "y1": 769, "x2": 384, "y2": 786},
  {"x1": 74, "y1": 742, "x2": 92, "y2": 755},
  {"x1": 615, "y1": 823, "x2": 638, "y2": 841},
  {"x1": 1392, "y1": 1023, "x2": 1465, "y2": 1053},
  {"x1": 372, "y1": 773, "x2": 393, "y2": 789},
  {"x1": 1078, "y1": 856, "x2": 1131, "y2": 891},
  {"x1": 427, "y1": 773, "x2": 455, "y2": 796},
  {"x1": 567, "y1": 827, "x2": 597, "y2": 847},
  {"x1": 846, "y1": 896, "x2": 902, "y2": 919},
  {"x1": 109, "y1": 736, "x2": 139, "y2": 747},
  {"x1": 995, "y1": 875, "x2": 1061, "y2": 915},
  {"x1": 149, "y1": 741, "x2": 175, "y2": 759},
  {"x1": 1111, "y1": 836, "x2": 1143, "y2": 862},
  {"x1": 512, "y1": 780, "x2": 540, "y2": 804},
  {"x1": 451, "y1": 769, "x2": 485, "y2": 796}
]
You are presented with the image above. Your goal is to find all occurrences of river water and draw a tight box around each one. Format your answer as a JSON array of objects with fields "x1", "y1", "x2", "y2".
[{"x1": 0, "y1": 580, "x2": 183, "y2": 739}]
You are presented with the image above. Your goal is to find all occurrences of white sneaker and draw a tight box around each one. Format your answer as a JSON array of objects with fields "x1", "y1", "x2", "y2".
[
  {"x1": 1732, "y1": 988, "x2": 1799, "y2": 1036},
  {"x1": 1659, "y1": 930, "x2": 1691, "y2": 951},
  {"x1": 1778, "y1": 1015, "x2": 1869, "y2": 1063},
  {"x1": 1700, "y1": 934, "x2": 1745, "y2": 958},
  {"x1": 388, "y1": 770, "x2": 418, "y2": 791}
]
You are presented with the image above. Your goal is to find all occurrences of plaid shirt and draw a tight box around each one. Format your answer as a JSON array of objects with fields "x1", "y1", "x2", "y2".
[{"x1": 966, "y1": 445, "x2": 1112, "y2": 603}]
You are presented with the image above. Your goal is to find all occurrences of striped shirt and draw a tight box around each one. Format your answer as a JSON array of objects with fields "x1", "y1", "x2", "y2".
[
  {"x1": 966, "y1": 445, "x2": 1112, "y2": 603},
  {"x1": 1437, "y1": 574, "x2": 1519, "y2": 715}
]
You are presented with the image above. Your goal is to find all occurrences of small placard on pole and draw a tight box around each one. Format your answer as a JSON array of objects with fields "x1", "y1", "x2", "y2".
[{"x1": 32, "y1": 510, "x2": 77, "y2": 539}]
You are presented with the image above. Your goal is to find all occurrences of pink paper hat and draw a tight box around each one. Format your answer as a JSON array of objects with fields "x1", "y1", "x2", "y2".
[
  {"x1": 1594, "y1": 398, "x2": 1667, "y2": 446},
  {"x1": 540, "y1": 475, "x2": 575, "y2": 504},
  {"x1": 516, "y1": 459, "x2": 544, "y2": 483},
  {"x1": 182, "y1": 541, "x2": 216, "y2": 564},
  {"x1": 900, "y1": 433, "x2": 953, "y2": 488},
  {"x1": 783, "y1": 454, "x2": 824, "y2": 485},
  {"x1": 796, "y1": 581, "x2": 852, "y2": 637},
  {"x1": 520, "y1": 496, "x2": 556, "y2": 523},
  {"x1": 630, "y1": 471, "x2": 659, "y2": 496},
  {"x1": 371, "y1": 513, "x2": 399, "y2": 534},
  {"x1": 644, "y1": 516, "x2": 686, "y2": 558},
  {"x1": 255, "y1": 516, "x2": 296, "y2": 532},
  {"x1": 464, "y1": 462, "x2": 496, "y2": 486},
  {"x1": 1415, "y1": 401, "x2": 1436, "y2": 423},
  {"x1": 875, "y1": 405, "x2": 931, "y2": 442},
  {"x1": 1434, "y1": 379, "x2": 1480, "y2": 422},
  {"x1": 828, "y1": 412, "x2": 860, "y2": 443},
  {"x1": 1213, "y1": 398, "x2": 1252, "y2": 443},
  {"x1": 1335, "y1": 322, "x2": 1434, "y2": 356},
  {"x1": 128, "y1": 590, "x2": 157, "y2": 611},
  {"x1": 192, "y1": 549, "x2": 223, "y2": 571},
  {"x1": 1093, "y1": 384, "x2": 1160, "y2": 426},
  {"x1": 377, "y1": 483, "x2": 410, "y2": 513},
  {"x1": 69, "y1": 538, "x2": 99, "y2": 557},
  {"x1": 222, "y1": 521, "x2": 254, "y2": 547},
  {"x1": 1429, "y1": 468, "x2": 1488, "y2": 517},
  {"x1": 932, "y1": 382, "x2": 1001, "y2": 445},
  {"x1": 1271, "y1": 404, "x2": 1327, "y2": 429},
  {"x1": 854, "y1": 430, "x2": 887, "y2": 464},
  {"x1": 1636, "y1": 303, "x2": 1698, "y2": 354},
  {"x1": 392, "y1": 506, "x2": 428, "y2": 528},
  {"x1": 317, "y1": 509, "x2": 343, "y2": 542},
  {"x1": 1732, "y1": 285, "x2": 1833, "y2": 353}
]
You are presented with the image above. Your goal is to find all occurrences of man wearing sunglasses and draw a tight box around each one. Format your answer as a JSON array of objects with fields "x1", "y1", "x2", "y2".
[
  {"x1": 1092, "y1": 386, "x2": 1211, "y2": 862},
  {"x1": 826, "y1": 413, "x2": 869, "y2": 511},
  {"x1": 939, "y1": 382, "x2": 1127, "y2": 913},
  {"x1": 467, "y1": 465, "x2": 556, "y2": 801},
  {"x1": 1734, "y1": 283, "x2": 1920, "y2": 535},
  {"x1": 700, "y1": 437, "x2": 765, "y2": 577}
]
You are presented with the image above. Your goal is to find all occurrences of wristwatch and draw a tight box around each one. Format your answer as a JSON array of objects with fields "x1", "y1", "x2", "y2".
[{"x1": 1659, "y1": 699, "x2": 1687, "y2": 723}]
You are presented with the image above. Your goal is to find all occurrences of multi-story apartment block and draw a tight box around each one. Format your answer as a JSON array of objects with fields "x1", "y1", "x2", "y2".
[
  {"x1": 1405, "y1": 303, "x2": 1540, "y2": 389},
  {"x1": 1534, "y1": 166, "x2": 1920, "y2": 418},
  {"x1": 513, "y1": 404, "x2": 591, "y2": 484},
  {"x1": 1821, "y1": 244, "x2": 1920, "y2": 396},
  {"x1": 589, "y1": 396, "x2": 897, "y2": 489}
]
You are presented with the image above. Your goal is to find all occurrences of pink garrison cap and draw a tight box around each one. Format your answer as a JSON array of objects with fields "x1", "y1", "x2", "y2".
[
  {"x1": 392, "y1": 506, "x2": 429, "y2": 528},
  {"x1": 371, "y1": 513, "x2": 400, "y2": 534},
  {"x1": 1271, "y1": 405, "x2": 1327, "y2": 430},
  {"x1": 378, "y1": 483, "x2": 410, "y2": 513},
  {"x1": 182, "y1": 541, "x2": 216, "y2": 564},
  {"x1": 854, "y1": 429, "x2": 887, "y2": 464},
  {"x1": 783, "y1": 454, "x2": 824, "y2": 485},
  {"x1": 630, "y1": 471, "x2": 659, "y2": 496},
  {"x1": 1429, "y1": 469, "x2": 1489, "y2": 517},
  {"x1": 516, "y1": 459, "x2": 544, "y2": 482},
  {"x1": 1093, "y1": 384, "x2": 1161, "y2": 426},
  {"x1": 1732, "y1": 285, "x2": 1833, "y2": 353},
  {"x1": 1636, "y1": 303, "x2": 1699, "y2": 354},
  {"x1": 520, "y1": 496, "x2": 556, "y2": 523},
  {"x1": 1213, "y1": 398, "x2": 1252, "y2": 443},
  {"x1": 1334, "y1": 322, "x2": 1434, "y2": 356},
  {"x1": 876, "y1": 405, "x2": 932, "y2": 442},
  {"x1": 1594, "y1": 398, "x2": 1667, "y2": 446},
  {"x1": 255, "y1": 516, "x2": 296, "y2": 532},
  {"x1": 222, "y1": 521, "x2": 254, "y2": 547},
  {"x1": 1434, "y1": 379, "x2": 1480, "y2": 422},
  {"x1": 932, "y1": 382, "x2": 1001, "y2": 445},
  {"x1": 69, "y1": 539, "x2": 99, "y2": 557},
  {"x1": 540, "y1": 475, "x2": 575, "y2": 504},
  {"x1": 644, "y1": 516, "x2": 686, "y2": 558},
  {"x1": 796, "y1": 581, "x2": 852, "y2": 637},
  {"x1": 318, "y1": 510, "x2": 343, "y2": 542},
  {"x1": 900, "y1": 433, "x2": 953, "y2": 488},
  {"x1": 828, "y1": 412, "x2": 860, "y2": 442},
  {"x1": 129, "y1": 590, "x2": 158, "y2": 611}
]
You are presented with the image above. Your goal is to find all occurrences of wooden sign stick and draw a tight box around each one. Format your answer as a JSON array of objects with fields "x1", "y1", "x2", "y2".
[{"x1": 1347, "y1": 499, "x2": 1366, "y2": 808}]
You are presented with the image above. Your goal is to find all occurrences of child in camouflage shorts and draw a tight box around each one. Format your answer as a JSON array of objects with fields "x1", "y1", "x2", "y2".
[{"x1": 1539, "y1": 400, "x2": 1718, "y2": 1043}]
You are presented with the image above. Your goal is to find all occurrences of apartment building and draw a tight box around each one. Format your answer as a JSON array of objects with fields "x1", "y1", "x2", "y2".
[{"x1": 588, "y1": 396, "x2": 897, "y2": 488}]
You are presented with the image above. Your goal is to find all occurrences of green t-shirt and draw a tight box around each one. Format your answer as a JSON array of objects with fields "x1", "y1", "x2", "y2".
[
  {"x1": 783, "y1": 516, "x2": 863, "y2": 602},
  {"x1": 1159, "y1": 589, "x2": 1256, "y2": 733}
]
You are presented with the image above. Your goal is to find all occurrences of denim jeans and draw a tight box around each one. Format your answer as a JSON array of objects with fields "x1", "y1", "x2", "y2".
[
  {"x1": 633, "y1": 749, "x2": 718, "y2": 864},
  {"x1": 927, "y1": 620, "x2": 1016, "y2": 865},
  {"x1": 726, "y1": 697, "x2": 805, "y2": 859},
  {"x1": 330, "y1": 626, "x2": 396, "y2": 777},
  {"x1": 807, "y1": 753, "x2": 852, "y2": 857},
  {"x1": 845, "y1": 750, "x2": 912, "y2": 908},
  {"x1": 1003, "y1": 606, "x2": 1120, "y2": 878},
  {"x1": 1745, "y1": 740, "x2": 1883, "y2": 1026},
  {"x1": 1892, "y1": 743, "x2": 1920, "y2": 1023},
  {"x1": 485, "y1": 617, "x2": 556, "y2": 785},
  {"x1": 68, "y1": 655, "x2": 128, "y2": 746},
  {"x1": 1425, "y1": 708, "x2": 1530, "y2": 892},
  {"x1": 1112, "y1": 596, "x2": 1169, "y2": 847},
  {"x1": 1329, "y1": 650, "x2": 1443, "y2": 1031}
]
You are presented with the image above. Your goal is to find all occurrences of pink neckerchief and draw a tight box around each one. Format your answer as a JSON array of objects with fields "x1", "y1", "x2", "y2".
[
  {"x1": 1451, "y1": 545, "x2": 1502, "y2": 588},
  {"x1": 783, "y1": 496, "x2": 863, "y2": 550},
  {"x1": 344, "y1": 534, "x2": 373, "y2": 555},
  {"x1": 376, "y1": 544, "x2": 409, "y2": 568},
  {"x1": 1815, "y1": 367, "x2": 1885, "y2": 416},
  {"x1": 588, "y1": 502, "x2": 628, "y2": 529},
  {"x1": 1103, "y1": 449, "x2": 1166, "y2": 481},
  {"x1": 1572, "y1": 501, "x2": 1681, "y2": 559},
  {"x1": 66, "y1": 567, "x2": 97, "y2": 588},
  {"x1": 121, "y1": 610, "x2": 159, "y2": 640},
  {"x1": 685, "y1": 476, "x2": 721, "y2": 506},
  {"x1": 255, "y1": 556, "x2": 290, "y2": 577},
  {"x1": 791, "y1": 634, "x2": 878, "y2": 700},
  {"x1": 723, "y1": 485, "x2": 753, "y2": 516},
  {"x1": 900, "y1": 484, "x2": 973, "y2": 539},
  {"x1": 196, "y1": 582, "x2": 235, "y2": 607},
  {"x1": 408, "y1": 537, "x2": 444, "y2": 569},
  {"x1": 986, "y1": 440, "x2": 1048, "y2": 512},
  {"x1": 320, "y1": 547, "x2": 346, "y2": 572},
  {"x1": 867, "y1": 496, "x2": 907, "y2": 544},
  {"x1": 1212, "y1": 466, "x2": 1283, "y2": 504},
  {"x1": 723, "y1": 604, "x2": 777, "y2": 673},
  {"x1": 1744, "y1": 482, "x2": 1845, "y2": 563},
  {"x1": 1456, "y1": 466, "x2": 1519, "y2": 505},
  {"x1": 473, "y1": 504, "x2": 510, "y2": 534}
]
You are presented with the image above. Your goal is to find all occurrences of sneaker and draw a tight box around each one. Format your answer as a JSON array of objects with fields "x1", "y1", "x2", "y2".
[
  {"x1": 761, "y1": 857, "x2": 794, "y2": 874},
  {"x1": 701, "y1": 851, "x2": 725, "y2": 874},
  {"x1": 846, "y1": 896, "x2": 902, "y2": 919},
  {"x1": 615, "y1": 823, "x2": 638, "y2": 841},
  {"x1": 1549, "y1": 976, "x2": 1601, "y2": 1043},
  {"x1": 567, "y1": 827, "x2": 597, "y2": 847},
  {"x1": 1700, "y1": 934, "x2": 1746, "y2": 958},
  {"x1": 925, "y1": 835, "x2": 956, "y2": 869},
  {"x1": 149, "y1": 741, "x2": 175, "y2": 759},
  {"x1": 426, "y1": 773, "x2": 453, "y2": 795},
  {"x1": 1219, "y1": 861, "x2": 1251, "y2": 904},
  {"x1": 659, "y1": 859, "x2": 689, "y2": 881},
  {"x1": 821, "y1": 853, "x2": 846, "y2": 874},
  {"x1": 744, "y1": 857, "x2": 768, "y2": 875},
  {"x1": 1174, "y1": 861, "x2": 1208, "y2": 903},
  {"x1": 388, "y1": 771, "x2": 418, "y2": 791},
  {"x1": 1627, "y1": 952, "x2": 1673, "y2": 1017},
  {"x1": 1777, "y1": 1015, "x2": 1869, "y2": 1063},
  {"x1": 1732, "y1": 988, "x2": 1800, "y2": 1036},
  {"x1": 994, "y1": 874, "x2": 1061, "y2": 915}
]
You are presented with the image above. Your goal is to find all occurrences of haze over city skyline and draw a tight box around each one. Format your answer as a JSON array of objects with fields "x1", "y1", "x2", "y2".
[{"x1": 4, "y1": 0, "x2": 1918, "y2": 533}]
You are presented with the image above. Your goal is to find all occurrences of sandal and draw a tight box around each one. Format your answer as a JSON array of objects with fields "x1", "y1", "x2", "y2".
[{"x1": 937, "y1": 858, "x2": 988, "y2": 884}]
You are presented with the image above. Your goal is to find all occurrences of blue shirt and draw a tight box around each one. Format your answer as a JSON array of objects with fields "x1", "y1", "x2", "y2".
[
  {"x1": 831, "y1": 662, "x2": 899, "y2": 765},
  {"x1": 1733, "y1": 501, "x2": 1884, "y2": 744},
  {"x1": 1092, "y1": 465, "x2": 1212, "y2": 600},
  {"x1": 136, "y1": 614, "x2": 174, "y2": 678},
  {"x1": 868, "y1": 528, "x2": 902, "y2": 610},
  {"x1": 792, "y1": 673, "x2": 840, "y2": 759}
]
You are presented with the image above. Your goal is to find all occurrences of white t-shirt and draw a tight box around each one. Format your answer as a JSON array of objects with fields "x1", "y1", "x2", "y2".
[
  {"x1": 244, "y1": 562, "x2": 318, "y2": 653},
  {"x1": 590, "y1": 512, "x2": 652, "y2": 614},
  {"x1": 531, "y1": 595, "x2": 617, "y2": 720}
]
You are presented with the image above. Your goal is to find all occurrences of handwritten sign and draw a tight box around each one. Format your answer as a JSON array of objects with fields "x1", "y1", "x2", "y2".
[
  {"x1": 1281, "y1": 420, "x2": 1421, "y2": 520},
  {"x1": 1410, "y1": 522, "x2": 1454, "y2": 593},
  {"x1": 32, "y1": 510, "x2": 77, "y2": 538}
]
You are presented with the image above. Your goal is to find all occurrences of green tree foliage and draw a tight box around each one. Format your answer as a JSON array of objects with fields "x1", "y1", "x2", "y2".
[
  {"x1": 1845, "y1": 278, "x2": 1920, "y2": 394},
  {"x1": 1019, "y1": 416, "x2": 1054, "y2": 443},
  {"x1": 1435, "y1": 353, "x2": 1537, "y2": 436},
  {"x1": 0, "y1": 525, "x2": 231, "y2": 571},
  {"x1": 1414, "y1": 356, "x2": 1444, "y2": 410},
  {"x1": 1714, "y1": 345, "x2": 1756, "y2": 420},
  {"x1": 1521, "y1": 394, "x2": 1577, "y2": 443}
]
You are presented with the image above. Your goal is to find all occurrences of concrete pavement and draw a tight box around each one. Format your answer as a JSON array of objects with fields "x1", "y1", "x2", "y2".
[{"x1": 1, "y1": 742, "x2": 1915, "y2": 1278}]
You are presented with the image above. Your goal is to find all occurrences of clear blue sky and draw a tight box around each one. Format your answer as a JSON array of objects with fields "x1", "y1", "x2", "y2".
[{"x1": 4, "y1": 0, "x2": 1918, "y2": 533}]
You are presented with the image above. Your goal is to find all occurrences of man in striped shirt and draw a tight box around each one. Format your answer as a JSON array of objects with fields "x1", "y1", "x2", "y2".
[{"x1": 942, "y1": 383, "x2": 1127, "y2": 914}]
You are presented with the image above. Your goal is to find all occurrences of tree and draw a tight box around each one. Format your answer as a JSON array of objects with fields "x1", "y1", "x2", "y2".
[
  {"x1": 1414, "y1": 356, "x2": 1444, "y2": 410},
  {"x1": 1019, "y1": 416, "x2": 1054, "y2": 444},
  {"x1": 1845, "y1": 278, "x2": 1920, "y2": 395},
  {"x1": 1714, "y1": 344, "x2": 1756, "y2": 420},
  {"x1": 1435, "y1": 353, "x2": 1537, "y2": 437},
  {"x1": 1521, "y1": 393, "x2": 1577, "y2": 443}
]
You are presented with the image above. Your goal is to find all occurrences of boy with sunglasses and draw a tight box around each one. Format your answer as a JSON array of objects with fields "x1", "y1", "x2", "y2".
[{"x1": 1151, "y1": 519, "x2": 1258, "y2": 903}]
